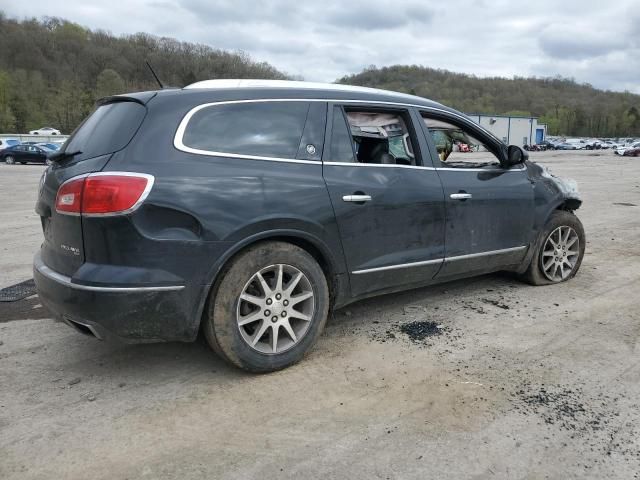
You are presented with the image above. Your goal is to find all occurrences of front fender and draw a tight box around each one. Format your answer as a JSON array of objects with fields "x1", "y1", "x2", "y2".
[
  {"x1": 515, "y1": 161, "x2": 583, "y2": 274},
  {"x1": 528, "y1": 161, "x2": 582, "y2": 227}
]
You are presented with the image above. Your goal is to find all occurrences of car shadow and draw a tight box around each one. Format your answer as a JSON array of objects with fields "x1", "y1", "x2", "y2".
[
  {"x1": 12, "y1": 272, "x2": 523, "y2": 382},
  {"x1": 326, "y1": 271, "x2": 523, "y2": 327}
]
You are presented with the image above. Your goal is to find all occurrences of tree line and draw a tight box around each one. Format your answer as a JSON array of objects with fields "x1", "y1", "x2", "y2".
[
  {"x1": 1, "y1": 15, "x2": 639, "y2": 138},
  {"x1": 0, "y1": 14, "x2": 287, "y2": 134},
  {"x1": 338, "y1": 65, "x2": 640, "y2": 138}
]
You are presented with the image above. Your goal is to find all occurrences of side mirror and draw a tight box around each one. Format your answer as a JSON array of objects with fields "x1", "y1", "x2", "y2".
[{"x1": 506, "y1": 145, "x2": 528, "y2": 166}]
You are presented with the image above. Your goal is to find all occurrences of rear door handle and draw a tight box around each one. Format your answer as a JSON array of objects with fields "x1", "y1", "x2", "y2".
[
  {"x1": 342, "y1": 194, "x2": 372, "y2": 203},
  {"x1": 450, "y1": 192, "x2": 472, "y2": 200}
]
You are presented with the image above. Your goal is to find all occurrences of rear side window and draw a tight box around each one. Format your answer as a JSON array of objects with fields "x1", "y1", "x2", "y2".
[
  {"x1": 65, "y1": 101, "x2": 146, "y2": 159},
  {"x1": 181, "y1": 101, "x2": 310, "y2": 159}
]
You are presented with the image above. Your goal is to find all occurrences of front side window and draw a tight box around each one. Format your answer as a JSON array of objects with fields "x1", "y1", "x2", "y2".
[
  {"x1": 182, "y1": 101, "x2": 310, "y2": 159},
  {"x1": 422, "y1": 114, "x2": 502, "y2": 168}
]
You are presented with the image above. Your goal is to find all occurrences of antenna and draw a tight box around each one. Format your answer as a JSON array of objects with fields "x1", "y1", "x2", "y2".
[{"x1": 145, "y1": 61, "x2": 164, "y2": 89}]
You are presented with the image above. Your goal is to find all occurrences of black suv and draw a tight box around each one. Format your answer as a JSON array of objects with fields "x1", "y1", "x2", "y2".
[{"x1": 34, "y1": 80, "x2": 585, "y2": 372}]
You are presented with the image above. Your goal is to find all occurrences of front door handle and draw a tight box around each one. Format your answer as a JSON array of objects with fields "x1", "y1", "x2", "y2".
[
  {"x1": 342, "y1": 194, "x2": 372, "y2": 203},
  {"x1": 450, "y1": 192, "x2": 472, "y2": 200}
]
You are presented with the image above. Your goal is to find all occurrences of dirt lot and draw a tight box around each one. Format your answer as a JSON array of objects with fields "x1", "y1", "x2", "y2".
[{"x1": 1, "y1": 151, "x2": 639, "y2": 479}]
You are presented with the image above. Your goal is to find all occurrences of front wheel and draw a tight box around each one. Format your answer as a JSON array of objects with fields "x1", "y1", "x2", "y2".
[
  {"x1": 203, "y1": 241, "x2": 330, "y2": 372},
  {"x1": 522, "y1": 210, "x2": 585, "y2": 285},
  {"x1": 5, "y1": 156, "x2": 15, "y2": 165}
]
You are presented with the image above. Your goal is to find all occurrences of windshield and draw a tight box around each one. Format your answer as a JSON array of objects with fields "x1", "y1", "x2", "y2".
[{"x1": 64, "y1": 101, "x2": 146, "y2": 160}]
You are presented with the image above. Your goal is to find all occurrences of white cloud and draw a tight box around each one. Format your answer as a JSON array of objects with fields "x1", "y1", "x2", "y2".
[{"x1": 3, "y1": 0, "x2": 638, "y2": 92}]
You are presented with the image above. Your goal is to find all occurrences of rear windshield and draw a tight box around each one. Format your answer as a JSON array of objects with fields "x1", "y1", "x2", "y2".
[{"x1": 64, "y1": 101, "x2": 146, "y2": 159}]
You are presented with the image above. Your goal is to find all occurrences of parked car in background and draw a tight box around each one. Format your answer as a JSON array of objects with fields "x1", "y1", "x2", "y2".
[
  {"x1": 1, "y1": 144, "x2": 53, "y2": 164},
  {"x1": 614, "y1": 142, "x2": 640, "y2": 155},
  {"x1": 623, "y1": 146, "x2": 640, "y2": 157},
  {"x1": 33, "y1": 80, "x2": 586, "y2": 373},
  {"x1": 538, "y1": 140, "x2": 556, "y2": 150},
  {"x1": 36, "y1": 142, "x2": 61, "y2": 151},
  {"x1": 620, "y1": 142, "x2": 640, "y2": 157},
  {"x1": 524, "y1": 144, "x2": 544, "y2": 151},
  {"x1": 0, "y1": 138, "x2": 20, "y2": 151},
  {"x1": 556, "y1": 142, "x2": 578, "y2": 150},
  {"x1": 566, "y1": 139, "x2": 586, "y2": 149},
  {"x1": 584, "y1": 139, "x2": 602, "y2": 150},
  {"x1": 29, "y1": 127, "x2": 61, "y2": 135}
]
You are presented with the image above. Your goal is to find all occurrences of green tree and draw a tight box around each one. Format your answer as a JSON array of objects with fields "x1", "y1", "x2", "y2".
[
  {"x1": 96, "y1": 68, "x2": 125, "y2": 98},
  {"x1": 338, "y1": 65, "x2": 640, "y2": 137},
  {"x1": 0, "y1": 69, "x2": 16, "y2": 131},
  {"x1": 0, "y1": 15, "x2": 289, "y2": 133}
]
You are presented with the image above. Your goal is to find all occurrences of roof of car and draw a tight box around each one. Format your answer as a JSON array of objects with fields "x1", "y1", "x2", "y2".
[{"x1": 180, "y1": 79, "x2": 446, "y2": 110}]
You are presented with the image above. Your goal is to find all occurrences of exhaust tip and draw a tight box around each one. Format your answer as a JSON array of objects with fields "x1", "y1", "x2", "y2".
[{"x1": 64, "y1": 317, "x2": 103, "y2": 340}]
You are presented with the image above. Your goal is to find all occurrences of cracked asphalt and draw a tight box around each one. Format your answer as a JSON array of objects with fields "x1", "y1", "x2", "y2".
[{"x1": 1, "y1": 151, "x2": 639, "y2": 479}]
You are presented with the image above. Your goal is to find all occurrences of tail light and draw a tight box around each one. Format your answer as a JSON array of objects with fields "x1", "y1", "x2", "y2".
[{"x1": 55, "y1": 173, "x2": 154, "y2": 216}]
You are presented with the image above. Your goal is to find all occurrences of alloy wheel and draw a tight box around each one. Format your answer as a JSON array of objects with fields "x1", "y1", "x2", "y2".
[
  {"x1": 236, "y1": 264, "x2": 315, "y2": 354},
  {"x1": 541, "y1": 226, "x2": 580, "y2": 282}
]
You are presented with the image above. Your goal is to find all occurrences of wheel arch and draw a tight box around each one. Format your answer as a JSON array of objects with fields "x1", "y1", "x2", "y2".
[
  {"x1": 190, "y1": 229, "x2": 348, "y2": 338},
  {"x1": 555, "y1": 198, "x2": 582, "y2": 212}
]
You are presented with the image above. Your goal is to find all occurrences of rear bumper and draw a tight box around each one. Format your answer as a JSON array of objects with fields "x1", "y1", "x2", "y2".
[{"x1": 33, "y1": 251, "x2": 195, "y2": 343}]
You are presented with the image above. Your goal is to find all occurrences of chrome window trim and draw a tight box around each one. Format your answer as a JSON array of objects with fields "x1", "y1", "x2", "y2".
[
  {"x1": 351, "y1": 245, "x2": 527, "y2": 275},
  {"x1": 437, "y1": 165, "x2": 526, "y2": 172},
  {"x1": 35, "y1": 258, "x2": 185, "y2": 292},
  {"x1": 174, "y1": 99, "x2": 321, "y2": 164},
  {"x1": 324, "y1": 161, "x2": 436, "y2": 171},
  {"x1": 324, "y1": 161, "x2": 526, "y2": 173},
  {"x1": 173, "y1": 98, "x2": 519, "y2": 172}
]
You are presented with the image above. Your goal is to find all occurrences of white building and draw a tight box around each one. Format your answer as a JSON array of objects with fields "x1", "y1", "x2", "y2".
[{"x1": 466, "y1": 114, "x2": 546, "y2": 147}]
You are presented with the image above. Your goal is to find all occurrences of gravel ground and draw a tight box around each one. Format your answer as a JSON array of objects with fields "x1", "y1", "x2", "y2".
[{"x1": 1, "y1": 151, "x2": 639, "y2": 479}]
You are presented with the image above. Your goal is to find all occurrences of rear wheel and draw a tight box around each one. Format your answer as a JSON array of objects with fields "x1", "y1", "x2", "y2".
[
  {"x1": 5, "y1": 156, "x2": 15, "y2": 165},
  {"x1": 523, "y1": 210, "x2": 585, "y2": 285},
  {"x1": 203, "y1": 241, "x2": 330, "y2": 372}
]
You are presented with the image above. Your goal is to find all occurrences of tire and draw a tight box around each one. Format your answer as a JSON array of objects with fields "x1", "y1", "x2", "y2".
[
  {"x1": 20, "y1": 162, "x2": 27, "y2": 165},
  {"x1": 522, "y1": 210, "x2": 585, "y2": 286},
  {"x1": 203, "y1": 241, "x2": 330, "y2": 372},
  {"x1": 5, "y1": 156, "x2": 15, "y2": 165}
]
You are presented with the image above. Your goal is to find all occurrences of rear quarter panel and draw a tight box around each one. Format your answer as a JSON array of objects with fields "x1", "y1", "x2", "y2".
[{"x1": 100, "y1": 93, "x2": 346, "y2": 335}]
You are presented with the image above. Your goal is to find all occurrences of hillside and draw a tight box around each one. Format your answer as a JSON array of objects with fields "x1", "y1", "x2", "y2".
[
  {"x1": 338, "y1": 65, "x2": 640, "y2": 137},
  {"x1": 0, "y1": 15, "x2": 288, "y2": 133},
  {"x1": 1, "y1": 15, "x2": 638, "y2": 138}
]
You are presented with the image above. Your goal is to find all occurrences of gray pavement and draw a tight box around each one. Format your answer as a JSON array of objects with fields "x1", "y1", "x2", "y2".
[{"x1": 1, "y1": 151, "x2": 639, "y2": 479}]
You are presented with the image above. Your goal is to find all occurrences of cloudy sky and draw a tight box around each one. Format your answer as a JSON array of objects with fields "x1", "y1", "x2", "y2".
[{"x1": 3, "y1": 0, "x2": 639, "y2": 92}]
